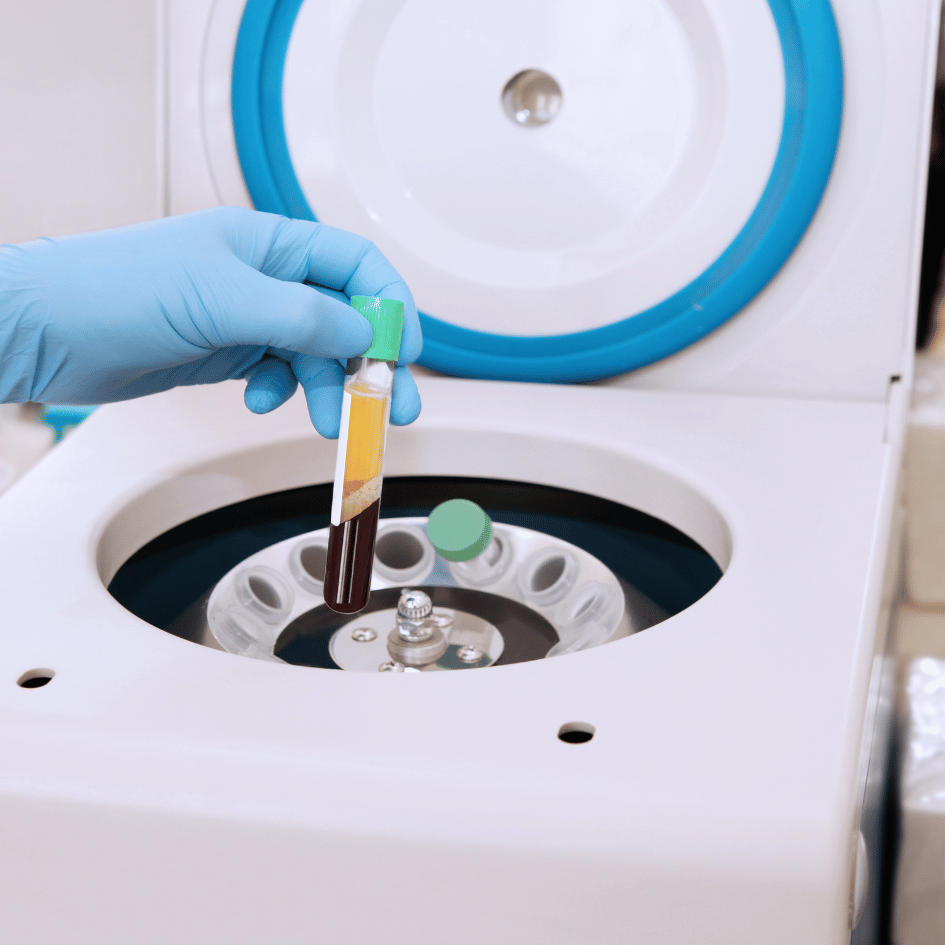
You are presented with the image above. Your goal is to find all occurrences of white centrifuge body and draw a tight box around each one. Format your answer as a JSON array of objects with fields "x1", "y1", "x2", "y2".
[{"x1": 0, "y1": 1, "x2": 936, "y2": 943}]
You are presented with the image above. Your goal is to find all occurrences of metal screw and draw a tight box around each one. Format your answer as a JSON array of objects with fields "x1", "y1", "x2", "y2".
[
  {"x1": 456, "y1": 645, "x2": 484, "y2": 663},
  {"x1": 430, "y1": 611, "x2": 454, "y2": 630},
  {"x1": 351, "y1": 627, "x2": 377, "y2": 643},
  {"x1": 378, "y1": 660, "x2": 405, "y2": 673}
]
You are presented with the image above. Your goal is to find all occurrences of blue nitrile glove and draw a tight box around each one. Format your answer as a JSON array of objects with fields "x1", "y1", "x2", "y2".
[{"x1": 0, "y1": 207, "x2": 422, "y2": 437}]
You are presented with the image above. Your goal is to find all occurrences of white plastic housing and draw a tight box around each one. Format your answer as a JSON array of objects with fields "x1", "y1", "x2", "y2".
[
  {"x1": 0, "y1": 0, "x2": 934, "y2": 942},
  {"x1": 0, "y1": 378, "x2": 902, "y2": 943},
  {"x1": 167, "y1": 0, "x2": 938, "y2": 401},
  {"x1": 0, "y1": 0, "x2": 163, "y2": 244}
]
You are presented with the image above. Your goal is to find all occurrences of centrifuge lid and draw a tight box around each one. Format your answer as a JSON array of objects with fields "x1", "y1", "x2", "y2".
[{"x1": 230, "y1": 0, "x2": 842, "y2": 383}]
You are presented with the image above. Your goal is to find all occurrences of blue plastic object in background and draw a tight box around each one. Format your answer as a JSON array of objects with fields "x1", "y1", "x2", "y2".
[
  {"x1": 40, "y1": 405, "x2": 98, "y2": 443},
  {"x1": 231, "y1": 0, "x2": 843, "y2": 383}
]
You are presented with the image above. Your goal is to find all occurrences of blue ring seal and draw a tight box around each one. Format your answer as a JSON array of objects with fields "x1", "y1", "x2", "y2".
[{"x1": 232, "y1": 0, "x2": 843, "y2": 383}]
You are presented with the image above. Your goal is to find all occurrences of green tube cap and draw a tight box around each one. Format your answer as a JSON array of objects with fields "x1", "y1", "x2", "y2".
[
  {"x1": 350, "y1": 296, "x2": 404, "y2": 361},
  {"x1": 426, "y1": 499, "x2": 494, "y2": 562}
]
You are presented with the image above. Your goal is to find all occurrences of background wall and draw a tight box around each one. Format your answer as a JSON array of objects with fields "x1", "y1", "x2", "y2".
[{"x1": 0, "y1": 0, "x2": 163, "y2": 244}]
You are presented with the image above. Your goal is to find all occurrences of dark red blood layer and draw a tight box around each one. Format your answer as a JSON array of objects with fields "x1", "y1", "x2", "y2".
[{"x1": 324, "y1": 499, "x2": 380, "y2": 614}]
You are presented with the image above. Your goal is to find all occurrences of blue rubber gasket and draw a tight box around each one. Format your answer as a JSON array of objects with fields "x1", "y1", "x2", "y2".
[{"x1": 232, "y1": 0, "x2": 842, "y2": 383}]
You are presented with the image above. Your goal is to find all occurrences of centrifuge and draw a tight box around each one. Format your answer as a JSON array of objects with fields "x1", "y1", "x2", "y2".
[{"x1": 0, "y1": 0, "x2": 936, "y2": 942}]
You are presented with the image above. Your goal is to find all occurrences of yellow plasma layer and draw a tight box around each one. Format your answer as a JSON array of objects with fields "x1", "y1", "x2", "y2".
[{"x1": 340, "y1": 383, "x2": 387, "y2": 519}]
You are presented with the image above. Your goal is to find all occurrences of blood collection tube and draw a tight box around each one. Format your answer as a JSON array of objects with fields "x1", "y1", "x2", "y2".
[{"x1": 324, "y1": 296, "x2": 404, "y2": 613}]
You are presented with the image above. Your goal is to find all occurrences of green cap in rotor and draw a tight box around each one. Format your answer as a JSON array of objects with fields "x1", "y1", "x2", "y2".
[
  {"x1": 350, "y1": 296, "x2": 404, "y2": 362},
  {"x1": 426, "y1": 499, "x2": 494, "y2": 562}
]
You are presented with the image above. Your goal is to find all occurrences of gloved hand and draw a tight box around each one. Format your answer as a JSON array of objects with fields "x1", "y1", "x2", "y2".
[{"x1": 0, "y1": 207, "x2": 422, "y2": 437}]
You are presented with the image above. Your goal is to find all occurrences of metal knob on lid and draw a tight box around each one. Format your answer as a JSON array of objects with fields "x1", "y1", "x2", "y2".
[
  {"x1": 394, "y1": 588, "x2": 438, "y2": 647},
  {"x1": 397, "y1": 589, "x2": 433, "y2": 621},
  {"x1": 389, "y1": 588, "x2": 446, "y2": 665}
]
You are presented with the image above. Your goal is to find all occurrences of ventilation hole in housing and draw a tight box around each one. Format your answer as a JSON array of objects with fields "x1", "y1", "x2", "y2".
[
  {"x1": 501, "y1": 69, "x2": 563, "y2": 127},
  {"x1": 558, "y1": 722, "x2": 595, "y2": 744},
  {"x1": 17, "y1": 669, "x2": 54, "y2": 689}
]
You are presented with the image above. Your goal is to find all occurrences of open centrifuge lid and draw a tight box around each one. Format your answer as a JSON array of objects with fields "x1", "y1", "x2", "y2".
[{"x1": 229, "y1": 0, "x2": 842, "y2": 384}]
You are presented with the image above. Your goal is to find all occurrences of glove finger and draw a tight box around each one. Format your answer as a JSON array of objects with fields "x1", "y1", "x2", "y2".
[
  {"x1": 243, "y1": 356, "x2": 298, "y2": 414},
  {"x1": 390, "y1": 366, "x2": 422, "y2": 426},
  {"x1": 310, "y1": 278, "x2": 420, "y2": 367},
  {"x1": 225, "y1": 268, "x2": 373, "y2": 360},
  {"x1": 307, "y1": 283, "x2": 350, "y2": 305},
  {"x1": 291, "y1": 354, "x2": 346, "y2": 439},
  {"x1": 328, "y1": 237, "x2": 421, "y2": 367},
  {"x1": 365, "y1": 277, "x2": 421, "y2": 368},
  {"x1": 264, "y1": 220, "x2": 422, "y2": 366}
]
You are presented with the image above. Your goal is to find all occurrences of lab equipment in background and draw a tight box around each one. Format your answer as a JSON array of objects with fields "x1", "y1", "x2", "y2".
[
  {"x1": 895, "y1": 657, "x2": 945, "y2": 944},
  {"x1": 39, "y1": 405, "x2": 97, "y2": 442},
  {"x1": 0, "y1": 404, "x2": 96, "y2": 501},
  {"x1": 0, "y1": 405, "x2": 53, "y2": 496},
  {"x1": 892, "y1": 352, "x2": 945, "y2": 942},
  {"x1": 324, "y1": 296, "x2": 404, "y2": 613}
]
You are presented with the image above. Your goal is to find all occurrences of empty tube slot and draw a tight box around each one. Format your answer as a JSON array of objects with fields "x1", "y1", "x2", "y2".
[
  {"x1": 373, "y1": 525, "x2": 435, "y2": 584},
  {"x1": 290, "y1": 539, "x2": 330, "y2": 595},
  {"x1": 211, "y1": 607, "x2": 283, "y2": 662},
  {"x1": 518, "y1": 548, "x2": 578, "y2": 606},
  {"x1": 234, "y1": 566, "x2": 294, "y2": 623},
  {"x1": 449, "y1": 530, "x2": 513, "y2": 587},
  {"x1": 548, "y1": 582, "x2": 620, "y2": 657}
]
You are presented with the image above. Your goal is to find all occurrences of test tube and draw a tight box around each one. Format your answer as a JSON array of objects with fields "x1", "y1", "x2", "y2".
[{"x1": 324, "y1": 296, "x2": 404, "y2": 613}]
